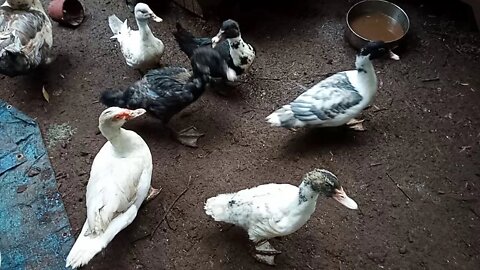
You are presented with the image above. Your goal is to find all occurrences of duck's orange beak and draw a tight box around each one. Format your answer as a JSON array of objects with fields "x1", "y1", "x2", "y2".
[{"x1": 115, "y1": 108, "x2": 146, "y2": 120}]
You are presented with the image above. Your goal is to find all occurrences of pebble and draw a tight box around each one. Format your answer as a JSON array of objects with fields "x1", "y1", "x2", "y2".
[
  {"x1": 399, "y1": 245, "x2": 407, "y2": 254},
  {"x1": 28, "y1": 168, "x2": 40, "y2": 177}
]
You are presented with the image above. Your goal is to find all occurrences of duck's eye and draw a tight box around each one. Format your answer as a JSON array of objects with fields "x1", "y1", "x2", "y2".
[{"x1": 114, "y1": 115, "x2": 122, "y2": 120}]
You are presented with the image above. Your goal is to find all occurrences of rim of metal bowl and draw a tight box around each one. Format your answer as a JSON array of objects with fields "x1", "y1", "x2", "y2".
[{"x1": 346, "y1": 0, "x2": 410, "y2": 43}]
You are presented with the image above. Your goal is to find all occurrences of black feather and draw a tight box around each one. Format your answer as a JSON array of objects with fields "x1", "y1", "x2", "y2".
[
  {"x1": 100, "y1": 48, "x2": 225, "y2": 124},
  {"x1": 172, "y1": 22, "x2": 243, "y2": 77}
]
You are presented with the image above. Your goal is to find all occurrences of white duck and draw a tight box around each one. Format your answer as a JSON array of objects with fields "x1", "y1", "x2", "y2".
[
  {"x1": 0, "y1": 0, "x2": 53, "y2": 77},
  {"x1": 65, "y1": 107, "x2": 160, "y2": 269},
  {"x1": 266, "y1": 41, "x2": 394, "y2": 131},
  {"x1": 204, "y1": 169, "x2": 358, "y2": 265},
  {"x1": 108, "y1": 3, "x2": 164, "y2": 72}
]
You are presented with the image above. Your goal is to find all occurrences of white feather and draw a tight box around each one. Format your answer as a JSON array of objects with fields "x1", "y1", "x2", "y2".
[
  {"x1": 266, "y1": 55, "x2": 378, "y2": 129},
  {"x1": 108, "y1": 7, "x2": 164, "y2": 70},
  {"x1": 66, "y1": 111, "x2": 154, "y2": 269},
  {"x1": 205, "y1": 183, "x2": 317, "y2": 242}
]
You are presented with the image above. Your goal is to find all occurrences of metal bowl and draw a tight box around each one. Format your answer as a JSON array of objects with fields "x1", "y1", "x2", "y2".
[{"x1": 345, "y1": 0, "x2": 410, "y2": 50}]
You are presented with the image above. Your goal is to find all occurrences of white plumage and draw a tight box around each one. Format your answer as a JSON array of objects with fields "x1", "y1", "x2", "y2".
[
  {"x1": 205, "y1": 183, "x2": 315, "y2": 242},
  {"x1": 66, "y1": 107, "x2": 159, "y2": 269},
  {"x1": 266, "y1": 41, "x2": 390, "y2": 130},
  {"x1": 205, "y1": 169, "x2": 358, "y2": 265},
  {"x1": 108, "y1": 3, "x2": 164, "y2": 71}
]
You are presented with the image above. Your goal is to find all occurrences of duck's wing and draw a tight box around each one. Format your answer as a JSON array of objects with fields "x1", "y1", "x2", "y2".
[
  {"x1": 294, "y1": 73, "x2": 362, "y2": 120},
  {"x1": 267, "y1": 72, "x2": 363, "y2": 128},
  {"x1": 99, "y1": 67, "x2": 192, "y2": 118},
  {"x1": 0, "y1": 7, "x2": 50, "y2": 49},
  {"x1": 108, "y1": 15, "x2": 125, "y2": 37},
  {"x1": 85, "y1": 145, "x2": 145, "y2": 235},
  {"x1": 0, "y1": 7, "x2": 52, "y2": 75}
]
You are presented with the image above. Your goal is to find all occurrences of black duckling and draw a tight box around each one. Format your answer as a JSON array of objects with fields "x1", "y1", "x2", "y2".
[{"x1": 100, "y1": 47, "x2": 232, "y2": 147}]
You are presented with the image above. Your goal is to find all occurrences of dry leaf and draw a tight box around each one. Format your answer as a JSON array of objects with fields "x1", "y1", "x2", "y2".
[{"x1": 42, "y1": 86, "x2": 50, "y2": 103}]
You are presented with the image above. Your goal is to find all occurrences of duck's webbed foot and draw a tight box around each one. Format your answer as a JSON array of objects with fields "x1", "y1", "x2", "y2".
[
  {"x1": 146, "y1": 187, "x2": 162, "y2": 202},
  {"x1": 172, "y1": 126, "x2": 205, "y2": 148},
  {"x1": 253, "y1": 240, "x2": 282, "y2": 266},
  {"x1": 346, "y1": 118, "x2": 366, "y2": 131}
]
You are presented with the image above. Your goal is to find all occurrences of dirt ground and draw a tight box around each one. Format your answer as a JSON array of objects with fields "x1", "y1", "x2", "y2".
[{"x1": 1, "y1": 0, "x2": 479, "y2": 269}]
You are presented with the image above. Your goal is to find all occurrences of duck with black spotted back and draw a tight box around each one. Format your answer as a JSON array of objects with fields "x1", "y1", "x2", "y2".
[
  {"x1": 173, "y1": 19, "x2": 255, "y2": 81},
  {"x1": 204, "y1": 169, "x2": 358, "y2": 266},
  {"x1": 266, "y1": 41, "x2": 392, "y2": 131},
  {"x1": 0, "y1": 0, "x2": 53, "y2": 77}
]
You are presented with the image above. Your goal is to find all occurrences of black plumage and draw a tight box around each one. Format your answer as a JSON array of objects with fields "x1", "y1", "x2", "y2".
[
  {"x1": 172, "y1": 22, "x2": 245, "y2": 76},
  {"x1": 100, "y1": 47, "x2": 227, "y2": 147}
]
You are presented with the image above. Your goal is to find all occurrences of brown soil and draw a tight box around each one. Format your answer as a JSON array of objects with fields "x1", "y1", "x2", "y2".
[{"x1": 1, "y1": 0, "x2": 479, "y2": 269}]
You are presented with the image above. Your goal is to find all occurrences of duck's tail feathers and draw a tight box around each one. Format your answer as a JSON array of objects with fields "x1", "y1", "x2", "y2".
[
  {"x1": 172, "y1": 22, "x2": 202, "y2": 59},
  {"x1": 204, "y1": 193, "x2": 235, "y2": 222},
  {"x1": 265, "y1": 105, "x2": 299, "y2": 128},
  {"x1": 65, "y1": 223, "x2": 104, "y2": 269},
  {"x1": 108, "y1": 15, "x2": 125, "y2": 36},
  {"x1": 100, "y1": 88, "x2": 128, "y2": 108}
]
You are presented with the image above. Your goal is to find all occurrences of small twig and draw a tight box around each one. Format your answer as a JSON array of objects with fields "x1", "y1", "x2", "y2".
[
  {"x1": 256, "y1": 76, "x2": 282, "y2": 81},
  {"x1": 373, "y1": 107, "x2": 388, "y2": 113},
  {"x1": 91, "y1": 100, "x2": 100, "y2": 104},
  {"x1": 386, "y1": 172, "x2": 413, "y2": 202},
  {"x1": 165, "y1": 213, "x2": 176, "y2": 231},
  {"x1": 421, "y1": 77, "x2": 440, "y2": 82},
  {"x1": 150, "y1": 176, "x2": 193, "y2": 238},
  {"x1": 370, "y1": 162, "x2": 382, "y2": 167}
]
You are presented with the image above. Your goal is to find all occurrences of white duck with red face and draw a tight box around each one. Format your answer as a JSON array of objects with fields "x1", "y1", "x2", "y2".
[
  {"x1": 108, "y1": 3, "x2": 164, "y2": 72},
  {"x1": 65, "y1": 107, "x2": 160, "y2": 269},
  {"x1": 204, "y1": 169, "x2": 357, "y2": 266}
]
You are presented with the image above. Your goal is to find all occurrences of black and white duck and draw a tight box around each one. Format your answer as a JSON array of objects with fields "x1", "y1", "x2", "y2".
[
  {"x1": 266, "y1": 41, "x2": 391, "y2": 131},
  {"x1": 100, "y1": 47, "x2": 231, "y2": 147},
  {"x1": 173, "y1": 19, "x2": 255, "y2": 80},
  {"x1": 205, "y1": 169, "x2": 358, "y2": 266},
  {"x1": 0, "y1": 0, "x2": 53, "y2": 77}
]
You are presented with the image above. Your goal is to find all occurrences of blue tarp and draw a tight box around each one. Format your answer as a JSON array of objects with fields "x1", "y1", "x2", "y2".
[{"x1": 0, "y1": 100, "x2": 74, "y2": 269}]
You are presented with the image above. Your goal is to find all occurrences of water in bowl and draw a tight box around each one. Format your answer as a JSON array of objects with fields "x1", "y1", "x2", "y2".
[{"x1": 350, "y1": 12, "x2": 405, "y2": 42}]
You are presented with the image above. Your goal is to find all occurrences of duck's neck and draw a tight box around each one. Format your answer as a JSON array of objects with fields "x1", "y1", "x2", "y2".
[
  {"x1": 136, "y1": 19, "x2": 154, "y2": 41},
  {"x1": 100, "y1": 123, "x2": 134, "y2": 155},
  {"x1": 187, "y1": 75, "x2": 208, "y2": 100},
  {"x1": 354, "y1": 54, "x2": 378, "y2": 97},
  {"x1": 298, "y1": 181, "x2": 320, "y2": 206},
  {"x1": 355, "y1": 55, "x2": 375, "y2": 74},
  {"x1": 228, "y1": 36, "x2": 249, "y2": 54}
]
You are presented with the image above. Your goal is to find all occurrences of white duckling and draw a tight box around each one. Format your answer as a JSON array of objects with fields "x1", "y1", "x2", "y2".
[
  {"x1": 108, "y1": 3, "x2": 164, "y2": 73},
  {"x1": 65, "y1": 107, "x2": 160, "y2": 269},
  {"x1": 204, "y1": 169, "x2": 358, "y2": 265},
  {"x1": 266, "y1": 41, "x2": 391, "y2": 131},
  {"x1": 0, "y1": 0, "x2": 53, "y2": 77}
]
